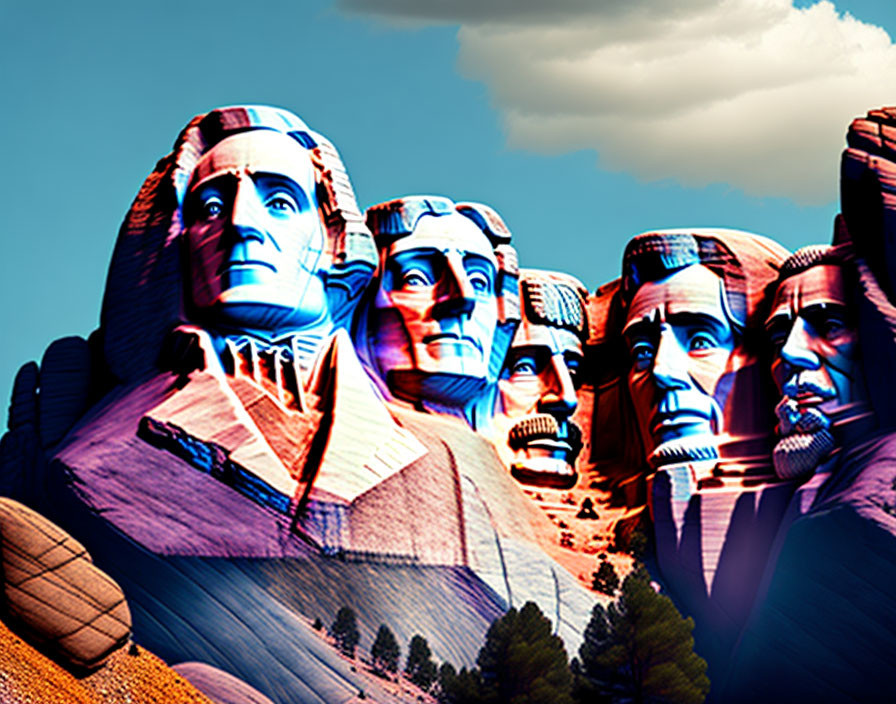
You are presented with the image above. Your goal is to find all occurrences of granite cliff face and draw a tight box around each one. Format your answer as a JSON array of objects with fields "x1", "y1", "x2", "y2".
[
  {"x1": 0, "y1": 105, "x2": 600, "y2": 704},
  {"x1": 4, "y1": 104, "x2": 896, "y2": 703}
]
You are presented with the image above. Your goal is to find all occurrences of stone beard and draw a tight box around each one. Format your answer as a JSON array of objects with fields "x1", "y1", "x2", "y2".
[
  {"x1": 766, "y1": 251, "x2": 867, "y2": 479},
  {"x1": 493, "y1": 270, "x2": 588, "y2": 488}
]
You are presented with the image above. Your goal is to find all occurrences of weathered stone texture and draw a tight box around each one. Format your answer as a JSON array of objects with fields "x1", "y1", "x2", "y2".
[
  {"x1": 174, "y1": 662, "x2": 277, "y2": 704},
  {"x1": 38, "y1": 336, "x2": 92, "y2": 448},
  {"x1": 0, "y1": 497, "x2": 131, "y2": 668}
]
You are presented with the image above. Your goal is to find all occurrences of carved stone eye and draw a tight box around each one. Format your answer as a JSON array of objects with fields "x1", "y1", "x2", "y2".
[
  {"x1": 689, "y1": 332, "x2": 718, "y2": 351},
  {"x1": 402, "y1": 270, "x2": 432, "y2": 287},
  {"x1": 631, "y1": 341, "x2": 655, "y2": 370},
  {"x1": 203, "y1": 196, "x2": 223, "y2": 219},
  {"x1": 468, "y1": 271, "x2": 492, "y2": 293},
  {"x1": 511, "y1": 355, "x2": 538, "y2": 376},
  {"x1": 265, "y1": 192, "x2": 299, "y2": 215},
  {"x1": 821, "y1": 316, "x2": 846, "y2": 340}
]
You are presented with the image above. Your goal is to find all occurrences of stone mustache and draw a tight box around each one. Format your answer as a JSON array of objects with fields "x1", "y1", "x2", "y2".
[{"x1": 2, "y1": 103, "x2": 896, "y2": 703}]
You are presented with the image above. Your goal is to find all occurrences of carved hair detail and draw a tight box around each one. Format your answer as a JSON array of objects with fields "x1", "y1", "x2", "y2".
[
  {"x1": 778, "y1": 243, "x2": 853, "y2": 279},
  {"x1": 620, "y1": 228, "x2": 789, "y2": 332},
  {"x1": 520, "y1": 270, "x2": 588, "y2": 339}
]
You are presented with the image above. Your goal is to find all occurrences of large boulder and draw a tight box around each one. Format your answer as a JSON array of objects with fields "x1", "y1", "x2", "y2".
[{"x1": 0, "y1": 497, "x2": 131, "y2": 668}]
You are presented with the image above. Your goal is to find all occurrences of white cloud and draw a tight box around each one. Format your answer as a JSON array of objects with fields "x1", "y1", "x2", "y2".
[{"x1": 342, "y1": 0, "x2": 896, "y2": 204}]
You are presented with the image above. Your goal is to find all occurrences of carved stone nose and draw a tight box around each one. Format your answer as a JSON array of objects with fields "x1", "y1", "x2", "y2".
[
  {"x1": 433, "y1": 252, "x2": 476, "y2": 320},
  {"x1": 652, "y1": 326, "x2": 691, "y2": 390},
  {"x1": 537, "y1": 355, "x2": 578, "y2": 418},
  {"x1": 432, "y1": 296, "x2": 475, "y2": 320},
  {"x1": 780, "y1": 317, "x2": 821, "y2": 371}
]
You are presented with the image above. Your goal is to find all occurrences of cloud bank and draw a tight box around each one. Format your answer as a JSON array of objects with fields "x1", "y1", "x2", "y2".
[{"x1": 342, "y1": 0, "x2": 896, "y2": 204}]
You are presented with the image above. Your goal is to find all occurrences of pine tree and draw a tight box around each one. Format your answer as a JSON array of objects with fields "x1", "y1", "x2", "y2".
[
  {"x1": 405, "y1": 634, "x2": 438, "y2": 691},
  {"x1": 438, "y1": 666, "x2": 484, "y2": 704},
  {"x1": 628, "y1": 529, "x2": 648, "y2": 560},
  {"x1": 579, "y1": 564, "x2": 709, "y2": 704},
  {"x1": 330, "y1": 606, "x2": 360, "y2": 658},
  {"x1": 475, "y1": 601, "x2": 574, "y2": 704},
  {"x1": 370, "y1": 624, "x2": 401, "y2": 675},
  {"x1": 435, "y1": 662, "x2": 458, "y2": 703},
  {"x1": 592, "y1": 555, "x2": 621, "y2": 596}
]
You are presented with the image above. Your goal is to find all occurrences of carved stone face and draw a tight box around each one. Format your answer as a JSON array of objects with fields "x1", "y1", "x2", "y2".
[
  {"x1": 766, "y1": 264, "x2": 865, "y2": 477},
  {"x1": 624, "y1": 264, "x2": 737, "y2": 467},
  {"x1": 370, "y1": 212, "x2": 499, "y2": 402},
  {"x1": 183, "y1": 130, "x2": 327, "y2": 336},
  {"x1": 495, "y1": 319, "x2": 584, "y2": 487}
]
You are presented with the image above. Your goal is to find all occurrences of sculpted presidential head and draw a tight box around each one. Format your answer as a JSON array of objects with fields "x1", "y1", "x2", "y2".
[
  {"x1": 183, "y1": 130, "x2": 328, "y2": 339},
  {"x1": 358, "y1": 197, "x2": 519, "y2": 420},
  {"x1": 620, "y1": 230, "x2": 788, "y2": 470},
  {"x1": 766, "y1": 245, "x2": 868, "y2": 479},
  {"x1": 100, "y1": 105, "x2": 376, "y2": 382},
  {"x1": 493, "y1": 270, "x2": 588, "y2": 488}
]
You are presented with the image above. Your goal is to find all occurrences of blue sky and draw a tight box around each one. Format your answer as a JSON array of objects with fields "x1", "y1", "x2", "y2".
[{"x1": 2, "y1": 0, "x2": 896, "y2": 426}]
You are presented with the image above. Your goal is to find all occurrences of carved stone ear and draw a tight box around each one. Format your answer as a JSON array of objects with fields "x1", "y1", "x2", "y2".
[{"x1": 325, "y1": 255, "x2": 377, "y2": 331}]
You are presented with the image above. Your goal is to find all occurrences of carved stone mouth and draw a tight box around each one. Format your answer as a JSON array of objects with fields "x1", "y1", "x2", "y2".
[
  {"x1": 649, "y1": 411, "x2": 712, "y2": 439},
  {"x1": 507, "y1": 414, "x2": 582, "y2": 454},
  {"x1": 507, "y1": 416, "x2": 581, "y2": 489},
  {"x1": 648, "y1": 434, "x2": 719, "y2": 469},
  {"x1": 218, "y1": 260, "x2": 278, "y2": 276},
  {"x1": 422, "y1": 332, "x2": 482, "y2": 354}
]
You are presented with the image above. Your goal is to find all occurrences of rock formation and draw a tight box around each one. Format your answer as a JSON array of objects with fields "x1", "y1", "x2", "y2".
[{"x1": 5, "y1": 102, "x2": 896, "y2": 702}]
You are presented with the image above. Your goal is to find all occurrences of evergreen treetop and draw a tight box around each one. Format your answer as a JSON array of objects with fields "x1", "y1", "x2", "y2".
[
  {"x1": 405, "y1": 634, "x2": 438, "y2": 691},
  {"x1": 330, "y1": 606, "x2": 360, "y2": 658},
  {"x1": 371, "y1": 624, "x2": 401, "y2": 674},
  {"x1": 579, "y1": 564, "x2": 709, "y2": 704}
]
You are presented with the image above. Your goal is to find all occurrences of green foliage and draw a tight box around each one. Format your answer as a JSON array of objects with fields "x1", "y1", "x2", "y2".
[
  {"x1": 405, "y1": 634, "x2": 438, "y2": 691},
  {"x1": 579, "y1": 564, "x2": 709, "y2": 704},
  {"x1": 592, "y1": 557, "x2": 621, "y2": 596},
  {"x1": 436, "y1": 662, "x2": 458, "y2": 703},
  {"x1": 371, "y1": 624, "x2": 401, "y2": 675},
  {"x1": 570, "y1": 657, "x2": 612, "y2": 704},
  {"x1": 435, "y1": 603, "x2": 573, "y2": 704},
  {"x1": 439, "y1": 666, "x2": 485, "y2": 704},
  {"x1": 330, "y1": 606, "x2": 360, "y2": 658},
  {"x1": 628, "y1": 529, "x2": 648, "y2": 560},
  {"x1": 476, "y1": 601, "x2": 574, "y2": 704}
]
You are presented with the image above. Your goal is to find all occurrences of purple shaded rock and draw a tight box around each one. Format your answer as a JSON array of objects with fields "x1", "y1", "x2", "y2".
[
  {"x1": 8, "y1": 362, "x2": 38, "y2": 431},
  {"x1": 722, "y1": 432, "x2": 896, "y2": 702},
  {"x1": 38, "y1": 337, "x2": 92, "y2": 448},
  {"x1": 174, "y1": 662, "x2": 276, "y2": 704}
]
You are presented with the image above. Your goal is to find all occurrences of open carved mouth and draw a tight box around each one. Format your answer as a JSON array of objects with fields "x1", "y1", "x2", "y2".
[
  {"x1": 507, "y1": 414, "x2": 582, "y2": 489},
  {"x1": 783, "y1": 379, "x2": 836, "y2": 406},
  {"x1": 507, "y1": 414, "x2": 582, "y2": 456},
  {"x1": 793, "y1": 393, "x2": 828, "y2": 409}
]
